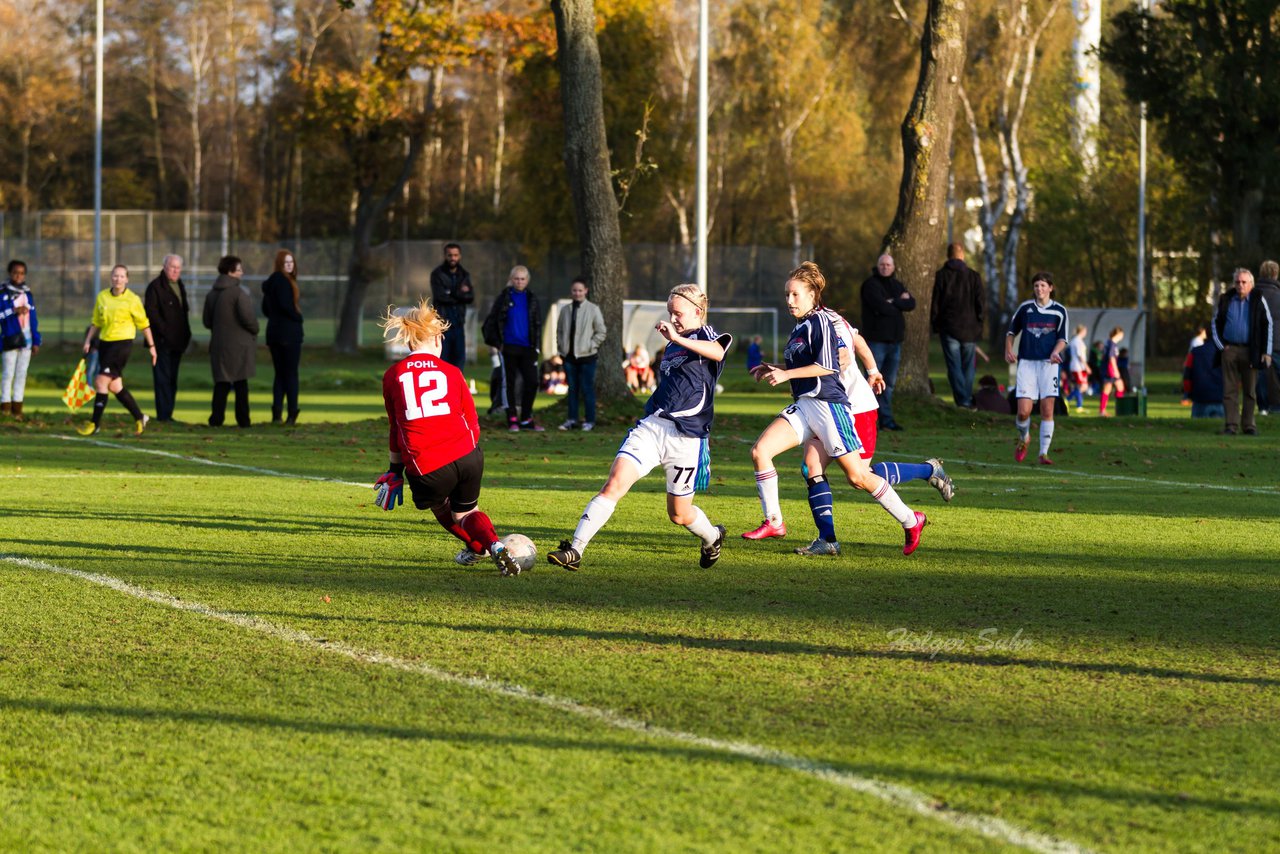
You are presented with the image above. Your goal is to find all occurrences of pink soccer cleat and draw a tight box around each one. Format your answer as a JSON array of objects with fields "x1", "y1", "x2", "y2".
[
  {"x1": 903, "y1": 511, "x2": 927, "y2": 555},
  {"x1": 742, "y1": 519, "x2": 787, "y2": 540},
  {"x1": 1039, "y1": 454, "x2": 1053, "y2": 465},
  {"x1": 1014, "y1": 438, "x2": 1028, "y2": 462}
]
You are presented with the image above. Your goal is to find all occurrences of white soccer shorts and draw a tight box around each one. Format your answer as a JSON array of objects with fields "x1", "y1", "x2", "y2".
[
  {"x1": 615, "y1": 415, "x2": 710, "y2": 497},
  {"x1": 780, "y1": 396, "x2": 863, "y2": 459},
  {"x1": 1015, "y1": 359, "x2": 1060, "y2": 400}
]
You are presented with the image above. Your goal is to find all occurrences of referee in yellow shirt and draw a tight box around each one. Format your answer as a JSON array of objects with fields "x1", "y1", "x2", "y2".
[{"x1": 77, "y1": 264, "x2": 156, "y2": 435}]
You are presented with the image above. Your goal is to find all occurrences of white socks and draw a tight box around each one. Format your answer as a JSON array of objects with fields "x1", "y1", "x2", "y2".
[
  {"x1": 1040, "y1": 420, "x2": 1055, "y2": 456},
  {"x1": 1016, "y1": 417, "x2": 1031, "y2": 441},
  {"x1": 755, "y1": 469, "x2": 781, "y2": 524},
  {"x1": 684, "y1": 504, "x2": 720, "y2": 546},
  {"x1": 571, "y1": 494, "x2": 617, "y2": 553},
  {"x1": 872, "y1": 479, "x2": 917, "y2": 527}
]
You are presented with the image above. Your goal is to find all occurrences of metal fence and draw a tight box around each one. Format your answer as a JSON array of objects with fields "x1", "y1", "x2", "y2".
[{"x1": 1, "y1": 229, "x2": 800, "y2": 358}]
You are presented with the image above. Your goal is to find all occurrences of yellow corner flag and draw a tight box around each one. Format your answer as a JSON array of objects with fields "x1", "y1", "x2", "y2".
[{"x1": 62, "y1": 359, "x2": 95, "y2": 411}]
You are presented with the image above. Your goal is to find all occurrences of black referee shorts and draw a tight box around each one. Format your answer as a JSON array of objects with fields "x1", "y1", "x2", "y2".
[
  {"x1": 97, "y1": 340, "x2": 133, "y2": 378},
  {"x1": 407, "y1": 446, "x2": 485, "y2": 513}
]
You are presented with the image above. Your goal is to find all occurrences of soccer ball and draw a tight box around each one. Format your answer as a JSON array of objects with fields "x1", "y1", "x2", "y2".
[{"x1": 500, "y1": 533, "x2": 538, "y2": 573}]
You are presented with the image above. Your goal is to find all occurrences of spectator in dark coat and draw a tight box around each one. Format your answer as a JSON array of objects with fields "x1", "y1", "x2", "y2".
[
  {"x1": 143, "y1": 254, "x2": 192, "y2": 422},
  {"x1": 1210, "y1": 268, "x2": 1264, "y2": 435},
  {"x1": 262, "y1": 248, "x2": 304, "y2": 425},
  {"x1": 1254, "y1": 260, "x2": 1280, "y2": 407},
  {"x1": 482, "y1": 265, "x2": 544, "y2": 431},
  {"x1": 930, "y1": 243, "x2": 985, "y2": 408},
  {"x1": 203, "y1": 256, "x2": 259, "y2": 428},
  {"x1": 1183, "y1": 336, "x2": 1224, "y2": 419},
  {"x1": 860, "y1": 253, "x2": 916, "y2": 430},
  {"x1": 429, "y1": 243, "x2": 474, "y2": 369}
]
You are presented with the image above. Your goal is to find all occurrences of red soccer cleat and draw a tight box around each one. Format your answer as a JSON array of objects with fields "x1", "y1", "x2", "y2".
[
  {"x1": 903, "y1": 511, "x2": 927, "y2": 555},
  {"x1": 1014, "y1": 438, "x2": 1028, "y2": 462},
  {"x1": 742, "y1": 519, "x2": 787, "y2": 540},
  {"x1": 1039, "y1": 454, "x2": 1053, "y2": 465}
]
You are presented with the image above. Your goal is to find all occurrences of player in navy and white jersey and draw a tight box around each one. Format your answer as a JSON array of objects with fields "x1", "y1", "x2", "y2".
[
  {"x1": 745, "y1": 262, "x2": 927, "y2": 555},
  {"x1": 547, "y1": 284, "x2": 731, "y2": 572},
  {"x1": 373, "y1": 298, "x2": 522, "y2": 576},
  {"x1": 792, "y1": 305, "x2": 955, "y2": 557},
  {"x1": 1005, "y1": 272, "x2": 1069, "y2": 464}
]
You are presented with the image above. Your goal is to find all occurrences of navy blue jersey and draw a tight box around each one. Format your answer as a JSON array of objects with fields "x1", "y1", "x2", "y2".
[
  {"x1": 783, "y1": 311, "x2": 847, "y2": 402},
  {"x1": 1008, "y1": 299, "x2": 1068, "y2": 361},
  {"x1": 645, "y1": 325, "x2": 732, "y2": 438}
]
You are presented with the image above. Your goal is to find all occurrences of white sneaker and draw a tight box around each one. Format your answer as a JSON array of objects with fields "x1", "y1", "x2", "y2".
[
  {"x1": 794, "y1": 538, "x2": 840, "y2": 556},
  {"x1": 581, "y1": 422, "x2": 594, "y2": 432},
  {"x1": 559, "y1": 420, "x2": 579, "y2": 431},
  {"x1": 454, "y1": 548, "x2": 486, "y2": 566}
]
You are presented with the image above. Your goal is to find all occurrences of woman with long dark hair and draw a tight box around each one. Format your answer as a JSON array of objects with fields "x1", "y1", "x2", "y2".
[{"x1": 262, "y1": 249, "x2": 304, "y2": 424}]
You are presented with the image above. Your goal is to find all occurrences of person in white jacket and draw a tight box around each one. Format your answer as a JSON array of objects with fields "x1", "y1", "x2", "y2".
[{"x1": 556, "y1": 277, "x2": 607, "y2": 431}]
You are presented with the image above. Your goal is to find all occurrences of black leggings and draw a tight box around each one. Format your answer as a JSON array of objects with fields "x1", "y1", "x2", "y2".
[
  {"x1": 269, "y1": 341, "x2": 301, "y2": 417},
  {"x1": 502, "y1": 345, "x2": 539, "y2": 422}
]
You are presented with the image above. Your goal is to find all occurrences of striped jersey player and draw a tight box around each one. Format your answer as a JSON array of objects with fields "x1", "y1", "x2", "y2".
[
  {"x1": 792, "y1": 305, "x2": 955, "y2": 557},
  {"x1": 1005, "y1": 272, "x2": 1069, "y2": 464},
  {"x1": 745, "y1": 262, "x2": 927, "y2": 556},
  {"x1": 547, "y1": 283, "x2": 731, "y2": 572}
]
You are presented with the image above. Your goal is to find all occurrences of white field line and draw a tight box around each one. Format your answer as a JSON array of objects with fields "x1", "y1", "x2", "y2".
[
  {"x1": 1, "y1": 554, "x2": 1090, "y2": 854},
  {"x1": 875, "y1": 452, "x2": 1280, "y2": 495},
  {"x1": 60, "y1": 433, "x2": 1280, "y2": 496},
  {"x1": 55, "y1": 435, "x2": 368, "y2": 488},
  {"x1": 725, "y1": 435, "x2": 1279, "y2": 495}
]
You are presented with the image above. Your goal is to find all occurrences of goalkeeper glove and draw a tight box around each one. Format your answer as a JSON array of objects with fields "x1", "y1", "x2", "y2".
[{"x1": 373, "y1": 471, "x2": 404, "y2": 511}]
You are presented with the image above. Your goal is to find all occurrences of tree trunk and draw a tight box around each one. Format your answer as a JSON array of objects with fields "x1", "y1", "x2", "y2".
[
  {"x1": 493, "y1": 50, "x2": 507, "y2": 213},
  {"x1": 881, "y1": 0, "x2": 969, "y2": 397},
  {"x1": 147, "y1": 40, "x2": 168, "y2": 208},
  {"x1": 551, "y1": 0, "x2": 631, "y2": 400},
  {"x1": 334, "y1": 134, "x2": 425, "y2": 353}
]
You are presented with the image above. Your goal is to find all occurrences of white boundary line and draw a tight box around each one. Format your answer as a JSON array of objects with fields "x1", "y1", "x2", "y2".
[
  {"x1": 875, "y1": 453, "x2": 1280, "y2": 495},
  {"x1": 727, "y1": 436, "x2": 1278, "y2": 496},
  {"x1": 2, "y1": 554, "x2": 1089, "y2": 854},
  {"x1": 54, "y1": 435, "x2": 368, "y2": 488},
  {"x1": 59, "y1": 434, "x2": 1280, "y2": 496}
]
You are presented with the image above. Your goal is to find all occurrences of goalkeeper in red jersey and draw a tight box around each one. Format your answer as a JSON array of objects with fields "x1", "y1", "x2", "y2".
[{"x1": 375, "y1": 298, "x2": 522, "y2": 576}]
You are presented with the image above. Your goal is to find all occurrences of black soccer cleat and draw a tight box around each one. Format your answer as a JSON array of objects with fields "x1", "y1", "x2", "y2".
[
  {"x1": 547, "y1": 539, "x2": 582, "y2": 572},
  {"x1": 699, "y1": 525, "x2": 726, "y2": 569}
]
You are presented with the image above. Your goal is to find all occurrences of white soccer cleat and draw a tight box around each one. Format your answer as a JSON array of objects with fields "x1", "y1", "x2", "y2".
[
  {"x1": 794, "y1": 538, "x2": 841, "y2": 556},
  {"x1": 454, "y1": 548, "x2": 486, "y2": 566},
  {"x1": 926, "y1": 458, "x2": 955, "y2": 502}
]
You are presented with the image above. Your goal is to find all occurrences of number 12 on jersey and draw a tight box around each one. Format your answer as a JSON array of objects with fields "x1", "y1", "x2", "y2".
[{"x1": 398, "y1": 370, "x2": 451, "y2": 420}]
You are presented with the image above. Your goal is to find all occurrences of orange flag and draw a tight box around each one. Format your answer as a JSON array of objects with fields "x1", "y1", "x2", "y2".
[{"x1": 62, "y1": 359, "x2": 95, "y2": 410}]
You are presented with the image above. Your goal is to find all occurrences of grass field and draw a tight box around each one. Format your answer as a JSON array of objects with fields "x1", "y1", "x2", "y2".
[{"x1": 3, "y1": 348, "x2": 1279, "y2": 852}]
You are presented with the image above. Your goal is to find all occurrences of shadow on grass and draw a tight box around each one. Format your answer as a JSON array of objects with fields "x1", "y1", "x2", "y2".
[
  {"x1": 3, "y1": 694, "x2": 1277, "y2": 819},
  {"x1": 10, "y1": 528, "x2": 1280, "y2": 651},
  {"x1": 239, "y1": 612, "x2": 1280, "y2": 689}
]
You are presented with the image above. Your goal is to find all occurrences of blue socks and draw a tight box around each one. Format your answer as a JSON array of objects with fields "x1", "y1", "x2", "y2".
[
  {"x1": 871, "y1": 461, "x2": 934, "y2": 486},
  {"x1": 805, "y1": 475, "x2": 837, "y2": 543}
]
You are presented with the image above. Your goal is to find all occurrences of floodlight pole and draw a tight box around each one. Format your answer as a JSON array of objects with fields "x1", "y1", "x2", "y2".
[
  {"x1": 696, "y1": 0, "x2": 709, "y2": 295},
  {"x1": 1137, "y1": 0, "x2": 1149, "y2": 390},
  {"x1": 93, "y1": 0, "x2": 104, "y2": 291}
]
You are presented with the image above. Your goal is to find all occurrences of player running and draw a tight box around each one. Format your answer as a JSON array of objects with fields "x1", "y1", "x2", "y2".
[
  {"x1": 1006, "y1": 272, "x2": 1069, "y2": 464},
  {"x1": 375, "y1": 298, "x2": 522, "y2": 576},
  {"x1": 547, "y1": 284, "x2": 731, "y2": 572},
  {"x1": 794, "y1": 304, "x2": 954, "y2": 557},
  {"x1": 743, "y1": 261, "x2": 927, "y2": 556}
]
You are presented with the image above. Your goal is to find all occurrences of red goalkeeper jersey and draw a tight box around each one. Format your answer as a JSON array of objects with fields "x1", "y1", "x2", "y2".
[{"x1": 382, "y1": 352, "x2": 480, "y2": 476}]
